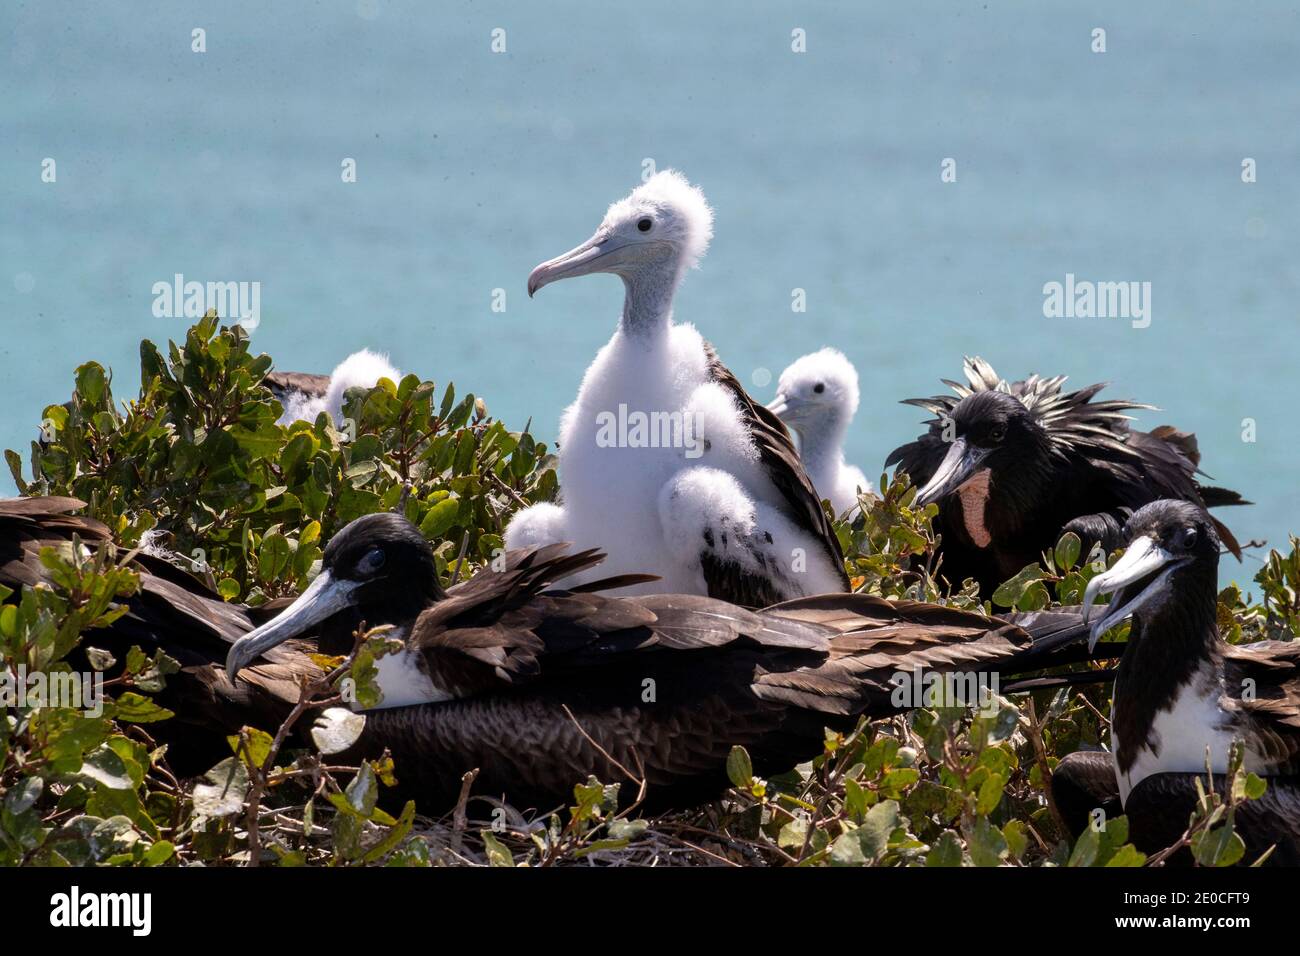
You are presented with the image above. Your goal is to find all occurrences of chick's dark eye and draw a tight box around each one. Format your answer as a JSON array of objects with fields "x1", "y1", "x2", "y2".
[
  {"x1": 989, "y1": 426, "x2": 1006, "y2": 442},
  {"x1": 637, "y1": 217, "x2": 652, "y2": 232},
  {"x1": 1181, "y1": 527, "x2": 1198, "y2": 550},
  {"x1": 813, "y1": 383, "x2": 825, "y2": 394},
  {"x1": 358, "y1": 548, "x2": 386, "y2": 575}
]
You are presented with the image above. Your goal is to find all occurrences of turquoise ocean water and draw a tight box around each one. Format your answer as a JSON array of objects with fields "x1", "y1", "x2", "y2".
[{"x1": 4, "y1": 1, "x2": 1298, "y2": 585}]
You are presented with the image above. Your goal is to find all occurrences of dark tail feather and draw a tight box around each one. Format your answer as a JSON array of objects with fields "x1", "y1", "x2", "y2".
[
  {"x1": 1199, "y1": 485, "x2": 1251, "y2": 508},
  {"x1": 1211, "y1": 514, "x2": 1245, "y2": 561},
  {"x1": 567, "y1": 573, "x2": 662, "y2": 594},
  {"x1": 998, "y1": 608, "x2": 1125, "y2": 675},
  {"x1": 1002, "y1": 668, "x2": 1116, "y2": 694}
]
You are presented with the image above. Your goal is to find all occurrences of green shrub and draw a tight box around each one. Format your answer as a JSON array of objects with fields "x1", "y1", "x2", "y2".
[{"x1": 0, "y1": 317, "x2": 1286, "y2": 866}]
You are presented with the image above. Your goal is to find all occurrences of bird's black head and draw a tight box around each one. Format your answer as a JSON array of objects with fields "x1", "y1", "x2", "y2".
[
  {"x1": 1120, "y1": 500, "x2": 1221, "y2": 564},
  {"x1": 321, "y1": 511, "x2": 442, "y2": 611},
  {"x1": 914, "y1": 391, "x2": 1048, "y2": 507},
  {"x1": 1083, "y1": 500, "x2": 1219, "y2": 649},
  {"x1": 226, "y1": 511, "x2": 442, "y2": 678}
]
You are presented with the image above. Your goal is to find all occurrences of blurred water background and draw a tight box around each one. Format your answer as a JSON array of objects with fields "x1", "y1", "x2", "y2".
[{"x1": 4, "y1": 0, "x2": 1298, "y2": 584}]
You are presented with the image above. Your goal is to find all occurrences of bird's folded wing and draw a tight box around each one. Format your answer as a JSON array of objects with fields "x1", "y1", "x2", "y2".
[
  {"x1": 413, "y1": 584, "x2": 835, "y2": 698},
  {"x1": 752, "y1": 594, "x2": 1036, "y2": 716},
  {"x1": 1226, "y1": 641, "x2": 1300, "y2": 773}
]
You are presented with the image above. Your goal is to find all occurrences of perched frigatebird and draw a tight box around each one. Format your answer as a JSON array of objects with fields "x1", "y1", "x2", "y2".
[
  {"x1": 886, "y1": 357, "x2": 1248, "y2": 597},
  {"x1": 1052, "y1": 500, "x2": 1299, "y2": 865},
  {"x1": 2, "y1": 497, "x2": 1094, "y2": 815}
]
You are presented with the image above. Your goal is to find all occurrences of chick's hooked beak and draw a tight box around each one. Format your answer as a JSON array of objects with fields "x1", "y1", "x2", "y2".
[
  {"x1": 528, "y1": 226, "x2": 632, "y2": 297},
  {"x1": 766, "y1": 392, "x2": 806, "y2": 425}
]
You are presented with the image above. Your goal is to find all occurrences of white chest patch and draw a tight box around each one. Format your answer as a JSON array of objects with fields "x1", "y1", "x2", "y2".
[
  {"x1": 956, "y1": 468, "x2": 993, "y2": 548},
  {"x1": 1112, "y1": 673, "x2": 1253, "y2": 806},
  {"x1": 354, "y1": 648, "x2": 452, "y2": 711}
]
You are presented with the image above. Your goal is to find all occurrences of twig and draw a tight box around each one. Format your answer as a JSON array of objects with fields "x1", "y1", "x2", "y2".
[
  {"x1": 448, "y1": 531, "x2": 471, "y2": 586},
  {"x1": 560, "y1": 704, "x2": 645, "y2": 796},
  {"x1": 450, "y1": 769, "x2": 480, "y2": 856},
  {"x1": 241, "y1": 629, "x2": 366, "y2": 867},
  {"x1": 486, "y1": 468, "x2": 530, "y2": 509}
]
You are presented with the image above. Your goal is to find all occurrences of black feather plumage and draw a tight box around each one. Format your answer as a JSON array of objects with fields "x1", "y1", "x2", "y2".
[{"x1": 886, "y1": 357, "x2": 1248, "y2": 596}]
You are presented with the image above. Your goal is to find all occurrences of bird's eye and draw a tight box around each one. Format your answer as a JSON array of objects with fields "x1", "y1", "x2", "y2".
[
  {"x1": 990, "y1": 426, "x2": 1006, "y2": 442},
  {"x1": 358, "y1": 548, "x2": 386, "y2": 575},
  {"x1": 637, "y1": 217, "x2": 652, "y2": 232},
  {"x1": 813, "y1": 383, "x2": 825, "y2": 394},
  {"x1": 1181, "y1": 527, "x2": 1198, "y2": 550}
]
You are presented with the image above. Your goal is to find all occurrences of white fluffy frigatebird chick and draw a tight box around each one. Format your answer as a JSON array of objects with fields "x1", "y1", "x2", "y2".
[
  {"x1": 1049, "y1": 501, "x2": 1300, "y2": 864},
  {"x1": 767, "y1": 348, "x2": 870, "y2": 516},
  {"x1": 268, "y1": 349, "x2": 402, "y2": 426},
  {"x1": 505, "y1": 171, "x2": 848, "y2": 607},
  {"x1": 886, "y1": 357, "x2": 1248, "y2": 598}
]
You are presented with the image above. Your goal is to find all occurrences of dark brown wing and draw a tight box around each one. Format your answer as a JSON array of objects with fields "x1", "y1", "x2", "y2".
[
  {"x1": 698, "y1": 548, "x2": 790, "y2": 610},
  {"x1": 0, "y1": 496, "x2": 112, "y2": 589},
  {"x1": 752, "y1": 593, "x2": 1035, "y2": 715},
  {"x1": 410, "y1": 544, "x2": 833, "y2": 697},
  {"x1": 702, "y1": 342, "x2": 848, "y2": 592},
  {"x1": 362, "y1": 591, "x2": 1092, "y2": 814},
  {"x1": 263, "y1": 370, "x2": 330, "y2": 401},
  {"x1": 1225, "y1": 641, "x2": 1300, "y2": 774},
  {"x1": 0, "y1": 495, "x2": 313, "y2": 773}
]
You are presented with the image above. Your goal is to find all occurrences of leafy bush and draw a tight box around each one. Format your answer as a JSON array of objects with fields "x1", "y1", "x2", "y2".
[
  {"x1": 10, "y1": 313, "x2": 556, "y2": 603},
  {"x1": 0, "y1": 317, "x2": 1290, "y2": 866}
]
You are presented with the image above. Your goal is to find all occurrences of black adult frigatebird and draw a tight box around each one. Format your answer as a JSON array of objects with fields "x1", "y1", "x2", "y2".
[
  {"x1": 886, "y1": 357, "x2": 1247, "y2": 597},
  {"x1": 224, "y1": 511, "x2": 1095, "y2": 811},
  {"x1": 1052, "y1": 500, "x2": 1299, "y2": 865}
]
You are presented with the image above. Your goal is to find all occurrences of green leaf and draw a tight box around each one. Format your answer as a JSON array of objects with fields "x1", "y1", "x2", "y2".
[
  {"x1": 361, "y1": 800, "x2": 416, "y2": 864},
  {"x1": 1003, "y1": 820, "x2": 1028, "y2": 861},
  {"x1": 344, "y1": 761, "x2": 379, "y2": 817},
  {"x1": 607, "y1": 818, "x2": 648, "y2": 841},
  {"x1": 858, "y1": 799, "x2": 901, "y2": 861},
  {"x1": 481, "y1": 830, "x2": 515, "y2": 867},
  {"x1": 1105, "y1": 844, "x2": 1147, "y2": 867},
  {"x1": 1054, "y1": 532, "x2": 1082, "y2": 572},
  {"x1": 192, "y1": 758, "x2": 249, "y2": 820},
  {"x1": 967, "y1": 816, "x2": 1009, "y2": 867},
  {"x1": 228, "y1": 726, "x2": 274, "y2": 768},
  {"x1": 975, "y1": 770, "x2": 1008, "y2": 816},
  {"x1": 1068, "y1": 824, "x2": 1101, "y2": 867},
  {"x1": 925, "y1": 829, "x2": 964, "y2": 867},
  {"x1": 726, "y1": 746, "x2": 753, "y2": 788},
  {"x1": 419, "y1": 497, "x2": 461, "y2": 539},
  {"x1": 257, "y1": 533, "x2": 292, "y2": 581},
  {"x1": 991, "y1": 564, "x2": 1044, "y2": 609},
  {"x1": 4, "y1": 777, "x2": 43, "y2": 815},
  {"x1": 1240, "y1": 772, "x2": 1268, "y2": 801},
  {"x1": 78, "y1": 745, "x2": 135, "y2": 790},
  {"x1": 142, "y1": 840, "x2": 175, "y2": 866},
  {"x1": 75, "y1": 362, "x2": 107, "y2": 407},
  {"x1": 1192, "y1": 825, "x2": 1246, "y2": 867},
  {"x1": 84, "y1": 646, "x2": 116, "y2": 672},
  {"x1": 112, "y1": 692, "x2": 174, "y2": 723}
]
